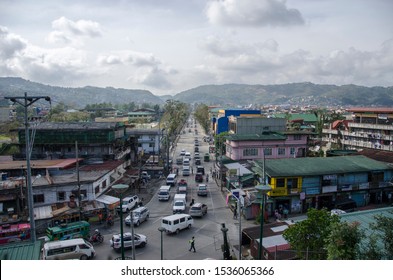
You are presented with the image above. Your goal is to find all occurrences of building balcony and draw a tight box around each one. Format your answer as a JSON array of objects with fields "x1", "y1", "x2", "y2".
[{"x1": 349, "y1": 122, "x2": 393, "y2": 131}]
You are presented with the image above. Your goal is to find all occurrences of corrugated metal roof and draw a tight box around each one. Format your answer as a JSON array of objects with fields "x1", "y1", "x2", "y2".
[
  {"x1": 0, "y1": 240, "x2": 42, "y2": 260},
  {"x1": 340, "y1": 207, "x2": 393, "y2": 253},
  {"x1": 18, "y1": 122, "x2": 123, "y2": 131},
  {"x1": 273, "y1": 113, "x2": 318, "y2": 122},
  {"x1": 254, "y1": 155, "x2": 393, "y2": 177}
]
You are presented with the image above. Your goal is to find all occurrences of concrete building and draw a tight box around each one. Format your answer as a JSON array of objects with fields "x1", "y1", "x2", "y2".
[
  {"x1": 323, "y1": 107, "x2": 393, "y2": 152},
  {"x1": 213, "y1": 109, "x2": 261, "y2": 135},
  {"x1": 228, "y1": 116, "x2": 286, "y2": 135},
  {"x1": 14, "y1": 122, "x2": 131, "y2": 162},
  {"x1": 225, "y1": 131, "x2": 310, "y2": 161}
]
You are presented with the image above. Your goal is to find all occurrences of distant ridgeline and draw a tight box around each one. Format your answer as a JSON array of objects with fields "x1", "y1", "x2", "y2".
[{"x1": 1, "y1": 77, "x2": 392, "y2": 107}]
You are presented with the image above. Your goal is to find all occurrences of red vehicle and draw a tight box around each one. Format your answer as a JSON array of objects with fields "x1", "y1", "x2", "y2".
[
  {"x1": 0, "y1": 223, "x2": 30, "y2": 244},
  {"x1": 177, "y1": 179, "x2": 188, "y2": 194},
  {"x1": 195, "y1": 173, "x2": 203, "y2": 183}
]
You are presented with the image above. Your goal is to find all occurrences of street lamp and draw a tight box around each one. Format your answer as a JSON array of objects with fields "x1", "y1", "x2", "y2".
[
  {"x1": 220, "y1": 223, "x2": 231, "y2": 260},
  {"x1": 255, "y1": 184, "x2": 271, "y2": 260},
  {"x1": 112, "y1": 184, "x2": 129, "y2": 260},
  {"x1": 158, "y1": 226, "x2": 165, "y2": 260}
]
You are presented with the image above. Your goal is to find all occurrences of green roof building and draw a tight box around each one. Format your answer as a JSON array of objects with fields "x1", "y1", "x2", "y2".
[{"x1": 252, "y1": 156, "x2": 393, "y2": 215}]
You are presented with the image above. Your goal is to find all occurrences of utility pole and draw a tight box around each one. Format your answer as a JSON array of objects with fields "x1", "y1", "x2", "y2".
[
  {"x1": 5, "y1": 93, "x2": 51, "y2": 242},
  {"x1": 76, "y1": 141, "x2": 82, "y2": 221}
]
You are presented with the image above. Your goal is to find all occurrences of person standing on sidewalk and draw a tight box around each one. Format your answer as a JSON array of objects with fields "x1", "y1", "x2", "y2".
[{"x1": 189, "y1": 236, "x2": 196, "y2": 252}]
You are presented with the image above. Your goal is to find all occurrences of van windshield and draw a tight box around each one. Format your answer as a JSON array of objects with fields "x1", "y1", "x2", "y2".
[{"x1": 174, "y1": 201, "x2": 184, "y2": 206}]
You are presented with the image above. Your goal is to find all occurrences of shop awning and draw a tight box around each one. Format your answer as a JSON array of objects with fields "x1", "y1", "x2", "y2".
[{"x1": 96, "y1": 194, "x2": 120, "y2": 206}]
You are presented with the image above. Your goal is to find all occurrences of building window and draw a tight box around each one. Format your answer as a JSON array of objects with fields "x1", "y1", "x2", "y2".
[
  {"x1": 264, "y1": 148, "x2": 272, "y2": 156},
  {"x1": 243, "y1": 148, "x2": 258, "y2": 157},
  {"x1": 294, "y1": 135, "x2": 302, "y2": 140},
  {"x1": 33, "y1": 194, "x2": 44, "y2": 203},
  {"x1": 57, "y1": 191, "x2": 66, "y2": 201},
  {"x1": 322, "y1": 175, "x2": 337, "y2": 186},
  {"x1": 276, "y1": 178, "x2": 285, "y2": 188},
  {"x1": 278, "y1": 147, "x2": 286, "y2": 155},
  {"x1": 71, "y1": 190, "x2": 87, "y2": 200},
  {"x1": 287, "y1": 178, "x2": 298, "y2": 190},
  {"x1": 290, "y1": 147, "x2": 296, "y2": 155}
]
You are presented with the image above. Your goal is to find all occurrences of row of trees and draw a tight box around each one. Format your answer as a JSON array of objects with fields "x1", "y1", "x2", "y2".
[
  {"x1": 161, "y1": 100, "x2": 189, "y2": 139},
  {"x1": 193, "y1": 104, "x2": 210, "y2": 134},
  {"x1": 282, "y1": 208, "x2": 393, "y2": 259}
]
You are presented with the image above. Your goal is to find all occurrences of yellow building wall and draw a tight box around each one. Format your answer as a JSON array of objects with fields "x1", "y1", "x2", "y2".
[{"x1": 269, "y1": 177, "x2": 302, "y2": 197}]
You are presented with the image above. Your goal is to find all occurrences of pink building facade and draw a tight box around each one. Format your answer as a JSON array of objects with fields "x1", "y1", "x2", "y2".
[{"x1": 225, "y1": 132, "x2": 309, "y2": 161}]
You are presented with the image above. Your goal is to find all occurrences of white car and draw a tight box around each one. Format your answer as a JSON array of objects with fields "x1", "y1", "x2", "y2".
[
  {"x1": 116, "y1": 195, "x2": 140, "y2": 213},
  {"x1": 331, "y1": 209, "x2": 347, "y2": 215},
  {"x1": 180, "y1": 149, "x2": 186, "y2": 156},
  {"x1": 110, "y1": 232, "x2": 147, "y2": 252}
]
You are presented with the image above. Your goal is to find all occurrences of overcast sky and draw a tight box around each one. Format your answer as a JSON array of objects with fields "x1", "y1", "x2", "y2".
[{"x1": 1, "y1": 0, "x2": 392, "y2": 95}]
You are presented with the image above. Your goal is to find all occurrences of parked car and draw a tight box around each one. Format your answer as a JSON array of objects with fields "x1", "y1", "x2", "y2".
[
  {"x1": 116, "y1": 195, "x2": 140, "y2": 213},
  {"x1": 110, "y1": 232, "x2": 147, "y2": 252},
  {"x1": 125, "y1": 206, "x2": 150, "y2": 226},
  {"x1": 140, "y1": 171, "x2": 151, "y2": 181},
  {"x1": 331, "y1": 209, "x2": 346, "y2": 216},
  {"x1": 195, "y1": 173, "x2": 203, "y2": 183},
  {"x1": 197, "y1": 184, "x2": 208, "y2": 196},
  {"x1": 189, "y1": 203, "x2": 208, "y2": 217},
  {"x1": 180, "y1": 149, "x2": 186, "y2": 156}
]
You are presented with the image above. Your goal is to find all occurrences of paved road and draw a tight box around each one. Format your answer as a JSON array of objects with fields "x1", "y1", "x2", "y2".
[{"x1": 93, "y1": 119, "x2": 247, "y2": 260}]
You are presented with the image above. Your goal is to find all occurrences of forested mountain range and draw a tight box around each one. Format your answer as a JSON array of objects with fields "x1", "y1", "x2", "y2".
[{"x1": 1, "y1": 77, "x2": 392, "y2": 108}]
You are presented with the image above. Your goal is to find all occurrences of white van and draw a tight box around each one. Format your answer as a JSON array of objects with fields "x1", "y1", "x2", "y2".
[
  {"x1": 42, "y1": 238, "x2": 96, "y2": 260},
  {"x1": 166, "y1": 173, "x2": 177, "y2": 186},
  {"x1": 161, "y1": 214, "x2": 194, "y2": 234},
  {"x1": 158, "y1": 185, "x2": 171, "y2": 201}
]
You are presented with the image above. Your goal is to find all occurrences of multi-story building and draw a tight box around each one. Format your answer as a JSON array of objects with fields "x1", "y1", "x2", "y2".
[
  {"x1": 225, "y1": 131, "x2": 311, "y2": 161},
  {"x1": 0, "y1": 159, "x2": 126, "y2": 229},
  {"x1": 213, "y1": 109, "x2": 261, "y2": 135},
  {"x1": 252, "y1": 155, "x2": 393, "y2": 215},
  {"x1": 323, "y1": 107, "x2": 393, "y2": 152},
  {"x1": 14, "y1": 122, "x2": 130, "y2": 161},
  {"x1": 126, "y1": 128, "x2": 161, "y2": 155},
  {"x1": 228, "y1": 116, "x2": 286, "y2": 135}
]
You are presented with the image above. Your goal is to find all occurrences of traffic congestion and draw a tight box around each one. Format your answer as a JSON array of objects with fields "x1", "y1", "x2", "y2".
[{"x1": 87, "y1": 117, "x2": 240, "y2": 260}]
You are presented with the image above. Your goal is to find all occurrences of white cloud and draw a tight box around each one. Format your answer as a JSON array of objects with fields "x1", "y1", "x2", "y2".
[
  {"x1": 47, "y1": 16, "x2": 102, "y2": 45},
  {"x1": 199, "y1": 35, "x2": 393, "y2": 87},
  {"x1": 0, "y1": 26, "x2": 27, "y2": 59},
  {"x1": 206, "y1": 0, "x2": 304, "y2": 27}
]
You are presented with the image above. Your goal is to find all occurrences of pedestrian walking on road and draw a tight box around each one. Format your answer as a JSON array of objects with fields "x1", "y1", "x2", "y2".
[
  {"x1": 233, "y1": 203, "x2": 238, "y2": 219},
  {"x1": 189, "y1": 236, "x2": 196, "y2": 252}
]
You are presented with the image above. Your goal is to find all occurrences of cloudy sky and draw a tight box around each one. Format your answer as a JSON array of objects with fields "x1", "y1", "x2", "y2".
[{"x1": 1, "y1": 0, "x2": 392, "y2": 95}]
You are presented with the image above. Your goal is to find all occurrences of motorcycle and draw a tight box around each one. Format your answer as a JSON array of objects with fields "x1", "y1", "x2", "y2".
[{"x1": 89, "y1": 232, "x2": 104, "y2": 244}]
